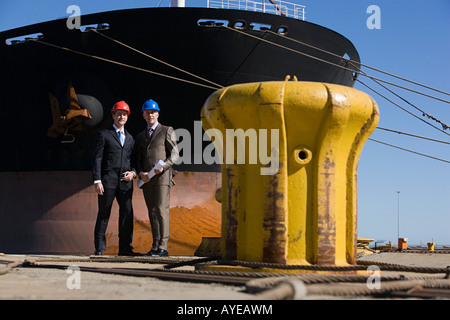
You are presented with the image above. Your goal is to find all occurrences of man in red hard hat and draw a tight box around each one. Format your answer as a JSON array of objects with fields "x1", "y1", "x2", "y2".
[{"x1": 92, "y1": 101, "x2": 139, "y2": 256}]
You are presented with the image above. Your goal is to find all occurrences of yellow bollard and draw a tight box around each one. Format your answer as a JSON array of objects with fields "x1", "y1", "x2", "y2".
[{"x1": 201, "y1": 80, "x2": 379, "y2": 266}]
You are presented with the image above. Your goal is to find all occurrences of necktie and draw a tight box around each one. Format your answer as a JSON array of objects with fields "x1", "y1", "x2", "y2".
[
  {"x1": 118, "y1": 130, "x2": 125, "y2": 146},
  {"x1": 147, "y1": 128, "x2": 153, "y2": 140}
]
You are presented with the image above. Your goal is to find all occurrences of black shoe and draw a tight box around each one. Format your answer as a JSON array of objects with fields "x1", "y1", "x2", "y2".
[
  {"x1": 151, "y1": 249, "x2": 169, "y2": 257},
  {"x1": 93, "y1": 250, "x2": 103, "y2": 256},
  {"x1": 145, "y1": 249, "x2": 158, "y2": 256},
  {"x1": 118, "y1": 251, "x2": 142, "y2": 256}
]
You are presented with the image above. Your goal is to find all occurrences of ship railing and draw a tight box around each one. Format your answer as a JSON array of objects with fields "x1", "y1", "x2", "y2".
[{"x1": 206, "y1": 0, "x2": 306, "y2": 20}]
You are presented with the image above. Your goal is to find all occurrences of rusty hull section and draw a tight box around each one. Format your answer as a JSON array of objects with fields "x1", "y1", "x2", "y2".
[{"x1": 0, "y1": 171, "x2": 221, "y2": 255}]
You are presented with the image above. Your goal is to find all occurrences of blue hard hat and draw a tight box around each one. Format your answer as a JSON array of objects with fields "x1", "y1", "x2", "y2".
[{"x1": 141, "y1": 99, "x2": 160, "y2": 113}]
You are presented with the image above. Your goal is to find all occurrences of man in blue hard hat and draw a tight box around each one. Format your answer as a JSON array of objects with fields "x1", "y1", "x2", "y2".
[{"x1": 135, "y1": 99, "x2": 179, "y2": 257}]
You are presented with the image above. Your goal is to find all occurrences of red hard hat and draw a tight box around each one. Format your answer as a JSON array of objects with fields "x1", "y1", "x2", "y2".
[{"x1": 111, "y1": 101, "x2": 130, "y2": 115}]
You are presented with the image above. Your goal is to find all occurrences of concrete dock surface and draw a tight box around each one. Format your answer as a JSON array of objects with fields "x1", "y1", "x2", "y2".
[{"x1": 1, "y1": 251, "x2": 449, "y2": 301}]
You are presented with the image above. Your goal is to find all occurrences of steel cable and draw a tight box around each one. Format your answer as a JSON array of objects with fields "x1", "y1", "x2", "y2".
[
  {"x1": 91, "y1": 30, "x2": 223, "y2": 89},
  {"x1": 368, "y1": 138, "x2": 450, "y2": 164},
  {"x1": 350, "y1": 61, "x2": 449, "y2": 132},
  {"x1": 30, "y1": 39, "x2": 220, "y2": 91},
  {"x1": 305, "y1": 279, "x2": 450, "y2": 297},
  {"x1": 0, "y1": 261, "x2": 23, "y2": 276},
  {"x1": 265, "y1": 29, "x2": 450, "y2": 98},
  {"x1": 246, "y1": 273, "x2": 448, "y2": 292},
  {"x1": 376, "y1": 127, "x2": 450, "y2": 145},
  {"x1": 222, "y1": 25, "x2": 450, "y2": 104}
]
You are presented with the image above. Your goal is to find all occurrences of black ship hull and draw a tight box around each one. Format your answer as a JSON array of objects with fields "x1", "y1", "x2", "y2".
[{"x1": 0, "y1": 7, "x2": 360, "y2": 254}]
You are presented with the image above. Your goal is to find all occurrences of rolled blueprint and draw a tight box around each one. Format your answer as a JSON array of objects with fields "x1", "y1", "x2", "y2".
[{"x1": 137, "y1": 160, "x2": 166, "y2": 189}]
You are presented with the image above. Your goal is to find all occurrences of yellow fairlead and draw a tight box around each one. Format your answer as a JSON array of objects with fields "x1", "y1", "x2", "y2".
[{"x1": 201, "y1": 79, "x2": 379, "y2": 266}]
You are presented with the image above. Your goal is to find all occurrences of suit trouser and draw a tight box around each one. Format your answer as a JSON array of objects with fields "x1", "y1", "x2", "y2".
[
  {"x1": 143, "y1": 185, "x2": 170, "y2": 251},
  {"x1": 94, "y1": 187, "x2": 134, "y2": 252}
]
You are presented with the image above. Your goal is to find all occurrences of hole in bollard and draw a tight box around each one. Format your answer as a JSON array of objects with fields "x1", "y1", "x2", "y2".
[
  {"x1": 293, "y1": 146, "x2": 312, "y2": 166},
  {"x1": 298, "y1": 150, "x2": 308, "y2": 160}
]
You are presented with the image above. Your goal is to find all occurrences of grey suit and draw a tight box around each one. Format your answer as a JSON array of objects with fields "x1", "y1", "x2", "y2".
[{"x1": 135, "y1": 123, "x2": 178, "y2": 251}]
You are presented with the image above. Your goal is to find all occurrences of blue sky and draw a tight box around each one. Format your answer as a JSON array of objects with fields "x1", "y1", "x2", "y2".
[{"x1": 1, "y1": 0, "x2": 449, "y2": 246}]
